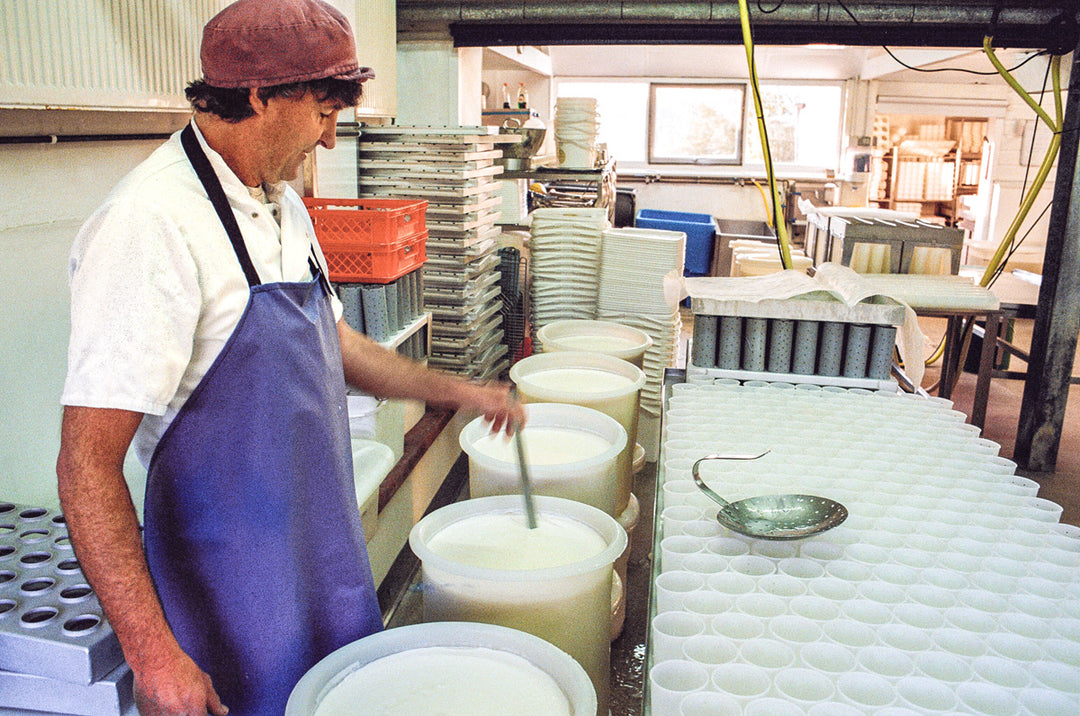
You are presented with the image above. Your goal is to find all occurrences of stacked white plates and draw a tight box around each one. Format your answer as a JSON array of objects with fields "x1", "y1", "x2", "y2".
[
  {"x1": 597, "y1": 228, "x2": 686, "y2": 416},
  {"x1": 597, "y1": 308, "x2": 681, "y2": 417},
  {"x1": 555, "y1": 97, "x2": 600, "y2": 168},
  {"x1": 529, "y1": 208, "x2": 608, "y2": 330}
]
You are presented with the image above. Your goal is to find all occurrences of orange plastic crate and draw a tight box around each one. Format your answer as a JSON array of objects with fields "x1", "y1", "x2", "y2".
[
  {"x1": 304, "y1": 198, "x2": 428, "y2": 283},
  {"x1": 304, "y1": 198, "x2": 427, "y2": 245},
  {"x1": 322, "y1": 230, "x2": 427, "y2": 283}
]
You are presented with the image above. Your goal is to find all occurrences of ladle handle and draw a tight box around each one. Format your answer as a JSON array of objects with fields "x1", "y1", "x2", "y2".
[
  {"x1": 691, "y1": 452, "x2": 770, "y2": 509},
  {"x1": 514, "y1": 425, "x2": 538, "y2": 529},
  {"x1": 509, "y1": 385, "x2": 538, "y2": 529}
]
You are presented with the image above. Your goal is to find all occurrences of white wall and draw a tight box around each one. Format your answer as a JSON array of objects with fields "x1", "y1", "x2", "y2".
[
  {"x1": 619, "y1": 180, "x2": 775, "y2": 224},
  {"x1": 396, "y1": 41, "x2": 483, "y2": 127},
  {"x1": 1, "y1": 140, "x2": 158, "y2": 510}
]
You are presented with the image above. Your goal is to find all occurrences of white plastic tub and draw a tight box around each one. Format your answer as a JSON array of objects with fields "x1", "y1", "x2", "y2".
[
  {"x1": 409, "y1": 495, "x2": 627, "y2": 716},
  {"x1": 461, "y1": 403, "x2": 627, "y2": 516},
  {"x1": 286, "y1": 621, "x2": 596, "y2": 716},
  {"x1": 537, "y1": 319, "x2": 653, "y2": 369},
  {"x1": 509, "y1": 351, "x2": 645, "y2": 515}
]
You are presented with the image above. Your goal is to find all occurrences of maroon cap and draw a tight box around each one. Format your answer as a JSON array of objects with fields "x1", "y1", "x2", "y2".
[{"x1": 201, "y1": 0, "x2": 375, "y2": 88}]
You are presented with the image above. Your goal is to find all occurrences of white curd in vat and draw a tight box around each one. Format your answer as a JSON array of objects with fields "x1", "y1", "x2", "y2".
[
  {"x1": 426, "y1": 512, "x2": 607, "y2": 570},
  {"x1": 410, "y1": 496, "x2": 626, "y2": 716},
  {"x1": 469, "y1": 427, "x2": 611, "y2": 465},
  {"x1": 313, "y1": 646, "x2": 571, "y2": 716},
  {"x1": 523, "y1": 367, "x2": 635, "y2": 394},
  {"x1": 551, "y1": 334, "x2": 641, "y2": 353}
]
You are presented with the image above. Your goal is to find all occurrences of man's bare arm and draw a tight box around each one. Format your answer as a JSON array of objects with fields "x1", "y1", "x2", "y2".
[
  {"x1": 337, "y1": 319, "x2": 524, "y2": 434},
  {"x1": 56, "y1": 406, "x2": 226, "y2": 716}
]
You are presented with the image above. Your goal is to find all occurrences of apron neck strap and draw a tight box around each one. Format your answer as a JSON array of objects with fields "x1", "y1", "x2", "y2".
[
  {"x1": 307, "y1": 251, "x2": 336, "y2": 299},
  {"x1": 181, "y1": 124, "x2": 262, "y2": 288}
]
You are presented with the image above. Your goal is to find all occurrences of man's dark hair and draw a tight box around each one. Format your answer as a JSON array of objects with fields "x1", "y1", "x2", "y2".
[{"x1": 185, "y1": 77, "x2": 363, "y2": 121}]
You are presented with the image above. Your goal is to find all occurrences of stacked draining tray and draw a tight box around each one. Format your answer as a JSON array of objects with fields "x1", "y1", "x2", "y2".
[
  {"x1": 648, "y1": 379, "x2": 1080, "y2": 715},
  {"x1": 596, "y1": 227, "x2": 685, "y2": 421},
  {"x1": 529, "y1": 207, "x2": 606, "y2": 327},
  {"x1": 358, "y1": 126, "x2": 510, "y2": 380},
  {"x1": 0, "y1": 501, "x2": 133, "y2": 715}
]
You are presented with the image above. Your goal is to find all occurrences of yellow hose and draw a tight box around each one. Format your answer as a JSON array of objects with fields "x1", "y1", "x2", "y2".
[
  {"x1": 751, "y1": 179, "x2": 773, "y2": 227},
  {"x1": 977, "y1": 40, "x2": 1062, "y2": 288},
  {"x1": 929, "y1": 39, "x2": 1063, "y2": 391},
  {"x1": 738, "y1": 0, "x2": 793, "y2": 268}
]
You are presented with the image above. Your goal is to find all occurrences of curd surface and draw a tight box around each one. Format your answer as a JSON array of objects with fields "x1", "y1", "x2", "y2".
[
  {"x1": 470, "y1": 427, "x2": 611, "y2": 465},
  {"x1": 523, "y1": 368, "x2": 635, "y2": 394},
  {"x1": 426, "y1": 512, "x2": 608, "y2": 570},
  {"x1": 313, "y1": 646, "x2": 571, "y2": 716}
]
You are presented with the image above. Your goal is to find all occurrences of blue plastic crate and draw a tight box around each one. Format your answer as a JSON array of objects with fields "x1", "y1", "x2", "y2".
[{"x1": 634, "y1": 209, "x2": 716, "y2": 275}]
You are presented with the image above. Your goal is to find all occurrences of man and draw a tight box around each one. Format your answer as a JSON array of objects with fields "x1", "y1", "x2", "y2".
[{"x1": 55, "y1": 1, "x2": 522, "y2": 714}]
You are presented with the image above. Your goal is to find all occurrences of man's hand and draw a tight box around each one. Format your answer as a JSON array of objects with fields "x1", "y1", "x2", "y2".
[
  {"x1": 463, "y1": 380, "x2": 526, "y2": 436},
  {"x1": 133, "y1": 646, "x2": 228, "y2": 716}
]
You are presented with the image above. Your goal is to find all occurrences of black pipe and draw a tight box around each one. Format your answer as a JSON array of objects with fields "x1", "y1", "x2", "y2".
[{"x1": 0, "y1": 133, "x2": 173, "y2": 145}]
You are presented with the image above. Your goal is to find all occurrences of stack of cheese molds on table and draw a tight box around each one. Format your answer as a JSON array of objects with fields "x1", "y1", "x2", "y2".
[{"x1": 648, "y1": 379, "x2": 1079, "y2": 715}]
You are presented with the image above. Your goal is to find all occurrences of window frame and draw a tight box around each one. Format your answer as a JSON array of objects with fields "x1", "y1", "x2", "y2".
[{"x1": 647, "y1": 82, "x2": 747, "y2": 166}]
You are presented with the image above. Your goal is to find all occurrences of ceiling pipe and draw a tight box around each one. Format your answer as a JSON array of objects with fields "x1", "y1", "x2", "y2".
[{"x1": 398, "y1": 1, "x2": 1075, "y2": 51}]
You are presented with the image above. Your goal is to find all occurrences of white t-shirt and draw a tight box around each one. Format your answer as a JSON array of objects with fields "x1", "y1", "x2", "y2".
[{"x1": 62, "y1": 122, "x2": 343, "y2": 468}]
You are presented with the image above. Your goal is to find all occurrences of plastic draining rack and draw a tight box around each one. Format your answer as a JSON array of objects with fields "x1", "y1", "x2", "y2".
[{"x1": 0, "y1": 500, "x2": 132, "y2": 715}]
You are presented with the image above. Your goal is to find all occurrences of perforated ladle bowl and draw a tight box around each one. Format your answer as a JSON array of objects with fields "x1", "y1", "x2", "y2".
[{"x1": 691, "y1": 453, "x2": 848, "y2": 541}]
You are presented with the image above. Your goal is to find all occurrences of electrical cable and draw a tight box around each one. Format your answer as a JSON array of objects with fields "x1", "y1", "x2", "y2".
[
  {"x1": 1019, "y1": 58, "x2": 1054, "y2": 201},
  {"x1": 834, "y1": 0, "x2": 1050, "y2": 76},
  {"x1": 987, "y1": 200, "x2": 1053, "y2": 288},
  {"x1": 879, "y1": 46, "x2": 1047, "y2": 77},
  {"x1": 942, "y1": 35, "x2": 1064, "y2": 395},
  {"x1": 977, "y1": 40, "x2": 1062, "y2": 289},
  {"x1": 750, "y1": 179, "x2": 773, "y2": 226}
]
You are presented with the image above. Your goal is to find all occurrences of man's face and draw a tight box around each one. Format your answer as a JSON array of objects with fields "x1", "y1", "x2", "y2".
[{"x1": 255, "y1": 90, "x2": 341, "y2": 185}]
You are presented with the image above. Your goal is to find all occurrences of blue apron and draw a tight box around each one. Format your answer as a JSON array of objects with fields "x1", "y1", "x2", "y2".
[{"x1": 143, "y1": 124, "x2": 383, "y2": 714}]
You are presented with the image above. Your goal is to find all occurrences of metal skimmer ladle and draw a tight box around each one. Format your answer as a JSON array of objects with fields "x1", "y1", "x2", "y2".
[
  {"x1": 514, "y1": 423, "x2": 538, "y2": 529},
  {"x1": 692, "y1": 453, "x2": 848, "y2": 541},
  {"x1": 509, "y1": 386, "x2": 537, "y2": 529}
]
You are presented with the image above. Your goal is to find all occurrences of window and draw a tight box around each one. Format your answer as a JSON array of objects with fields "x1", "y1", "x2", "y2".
[
  {"x1": 556, "y1": 79, "x2": 843, "y2": 173},
  {"x1": 649, "y1": 84, "x2": 746, "y2": 164},
  {"x1": 744, "y1": 83, "x2": 844, "y2": 171}
]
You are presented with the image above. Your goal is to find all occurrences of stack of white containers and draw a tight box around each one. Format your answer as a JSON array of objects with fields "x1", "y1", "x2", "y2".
[
  {"x1": 596, "y1": 228, "x2": 685, "y2": 427},
  {"x1": 650, "y1": 381, "x2": 1080, "y2": 715},
  {"x1": 529, "y1": 207, "x2": 606, "y2": 329},
  {"x1": 527, "y1": 213, "x2": 684, "y2": 458},
  {"x1": 555, "y1": 97, "x2": 600, "y2": 168}
]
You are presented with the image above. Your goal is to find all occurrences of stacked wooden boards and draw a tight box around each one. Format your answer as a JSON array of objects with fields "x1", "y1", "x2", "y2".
[{"x1": 357, "y1": 126, "x2": 516, "y2": 379}]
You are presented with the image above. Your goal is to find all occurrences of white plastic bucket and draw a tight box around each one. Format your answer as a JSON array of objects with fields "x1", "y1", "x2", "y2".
[
  {"x1": 460, "y1": 403, "x2": 627, "y2": 516},
  {"x1": 510, "y1": 351, "x2": 646, "y2": 514},
  {"x1": 557, "y1": 140, "x2": 597, "y2": 168},
  {"x1": 285, "y1": 621, "x2": 596, "y2": 716},
  {"x1": 537, "y1": 319, "x2": 653, "y2": 369},
  {"x1": 409, "y1": 495, "x2": 627, "y2": 716}
]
